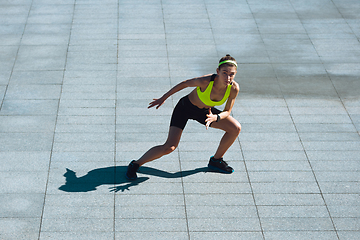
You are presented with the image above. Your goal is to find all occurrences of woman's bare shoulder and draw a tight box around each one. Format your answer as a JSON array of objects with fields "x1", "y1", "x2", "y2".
[
  {"x1": 231, "y1": 80, "x2": 239, "y2": 91},
  {"x1": 229, "y1": 80, "x2": 240, "y2": 98},
  {"x1": 196, "y1": 74, "x2": 213, "y2": 86},
  {"x1": 185, "y1": 74, "x2": 213, "y2": 88}
]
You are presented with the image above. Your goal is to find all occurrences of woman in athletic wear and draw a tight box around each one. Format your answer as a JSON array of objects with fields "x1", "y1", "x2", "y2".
[{"x1": 126, "y1": 54, "x2": 241, "y2": 180}]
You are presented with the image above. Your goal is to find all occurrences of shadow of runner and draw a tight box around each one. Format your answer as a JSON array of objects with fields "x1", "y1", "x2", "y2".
[
  {"x1": 59, "y1": 166, "x2": 212, "y2": 193},
  {"x1": 139, "y1": 166, "x2": 210, "y2": 178}
]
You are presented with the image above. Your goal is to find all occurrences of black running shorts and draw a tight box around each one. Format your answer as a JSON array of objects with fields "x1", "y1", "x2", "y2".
[{"x1": 170, "y1": 95, "x2": 221, "y2": 130}]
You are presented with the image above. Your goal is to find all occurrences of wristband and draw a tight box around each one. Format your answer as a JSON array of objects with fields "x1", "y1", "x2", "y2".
[{"x1": 216, "y1": 114, "x2": 220, "y2": 122}]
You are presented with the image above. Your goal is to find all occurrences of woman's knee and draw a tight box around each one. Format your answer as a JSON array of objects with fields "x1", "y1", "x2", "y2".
[
  {"x1": 162, "y1": 144, "x2": 177, "y2": 155},
  {"x1": 226, "y1": 119, "x2": 241, "y2": 136},
  {"x1": 233, "y1": 122, "x2": 241, "y2": 135}
]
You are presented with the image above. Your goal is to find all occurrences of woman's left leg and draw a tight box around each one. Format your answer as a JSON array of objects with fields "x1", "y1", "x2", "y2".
[{"x1": 210, "y1": 115, "x2": 241, "y2": 159}]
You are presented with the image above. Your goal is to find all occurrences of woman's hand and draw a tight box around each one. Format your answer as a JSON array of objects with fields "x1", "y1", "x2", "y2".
[
  {"x1": 148, "y1": 97, "x2": 166, "y2": 109},
  {"x1": 205, "y1": 108, "x2": 218, "y2": 130}
]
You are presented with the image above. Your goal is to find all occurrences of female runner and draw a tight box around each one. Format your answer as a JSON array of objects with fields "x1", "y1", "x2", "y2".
[{"x1": 126, "y1": 54, "x2": 241, "y2": 180}]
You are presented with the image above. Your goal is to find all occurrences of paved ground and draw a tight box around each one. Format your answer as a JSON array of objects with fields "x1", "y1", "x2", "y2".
[{"x1": 1, "y1": 0, "x2": 360, "y2": 239}]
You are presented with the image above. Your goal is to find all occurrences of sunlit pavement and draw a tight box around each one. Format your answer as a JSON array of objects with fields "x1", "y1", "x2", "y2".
[{"x1": 0, "y1": 0, "x2": 360, "y2": 239}]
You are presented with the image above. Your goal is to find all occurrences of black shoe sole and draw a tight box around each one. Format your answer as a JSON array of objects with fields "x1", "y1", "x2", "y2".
[
  {"x1": 208, "y1": 164, "x2": 234, "y2": 174},
  {"x1": 125, "y1": 173, "x2": 138, "y2": 180}
]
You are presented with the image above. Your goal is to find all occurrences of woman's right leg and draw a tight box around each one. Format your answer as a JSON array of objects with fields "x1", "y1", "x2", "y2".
[{"x1": 134, "y1": 126, "x2": 183, "y2": 166}]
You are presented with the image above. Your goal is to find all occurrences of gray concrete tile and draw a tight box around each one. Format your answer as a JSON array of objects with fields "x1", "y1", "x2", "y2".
[
  {"x1": 0, "y1": 193, "x2": 44, "y2": 218},
  {"x1": 187, "y1": 205, "x2": 258, "y2": 218},
  {"x1": 190, "y1": 232, "x2": 263, "y2": 240},
  {"x1": 57, "y1": 115, "x2": 114, "y2": 125},
  {"x1": 240, "y1": 123, "x2": 297, "y2": 133},
  {"x1": 54, "y1": 132, "x2": 114, "y2": 143},
  {"x1": 40, "y1": 232, "x2": 115, "y2": 240},
  {"x1": 263, "y1": 231, "x2": 338, "y2": 240},
  {"x1": 0, "y1": 24, "x2": 25, "y2": 35},
  {"x1": 185, "y1": 193, "x2": 255, "y2": 206},
  {"x1": 55, "y1": 124, "x2": 115, "y2": 134},
  {"x1": 239, "y1": 132, "x2": 299, "y2": 142},
  {"x1": 319, "y1": 182, "x2": 360, "y2": 194},
  {"x1": 238, "y1": 106, "x2": 290, "y2": 115},
  {"x1": 70, "y1": 38, "x2": 117, "y2": 47},
  {"x1": 0, "y1": 218, "x2": 40, "y2": 240},
  {"x1": 0, "y1": 4, "x2": 30, "y2": 14},
  {"x1": 21, "y1": 33, "x2": 70, "y2": 45},
  {"x1": 351, "y1": 114, "x2": 360, "y2": 123},
  {"x1": 302, "y1": 141, "x2": 360, "y2": 151},
  {"x1": 116, "y1": 205, "x2": 186, "y2": 219},
  {"x1": 255, "y1": 193, "x2": 325, "y2": 206},
  {"x1": 337, "y1": 231, "x2": 360, "y2": 240},
  {"x1": 328, "y1": 205, "x2": 360, "y2": 218},
  {"x1": 235, "y1": 115, "x2": 294, "y2": 124},
  {"x1": 251, "y1": 182, "x2": 320, "y2": 194},
  {"x1": 242, "y1": 151, "x2": 307, "y2": 161},
  {"x1": 41, "y1": 218, "x2": 114, "y2": 232},
  {"x1": 0, "y1": 45, "x2": 18, "y2": 64},
  {"x1": 43, "y1": 205, "x2": 114, "y2": 219},
  {"x1": 9, "y1": 70, "x2": 64, "y2": 85},
  {"x1": 315, "y1": 171, "x2": 360, "y2": 182},
  {"x1": 0, "y1": 99, "x2": 59, "y2": 115},
  {"x1": 115, "y1": 232, "x2": 188, "y2": 240},
  {"x1": 240, "y1": 141, "x2": 304, "y2": 151},
  {"x1": 66, "y1": 63, "x2": 117, "y2": 72},
  {"x1": 285, "y1": 98, "x2": 344, "y2": 107},
  {"x1": 0, "y1": 171, "x2": 48, "y2": 194},
  {"x1": 273, "y1": 64, "x2": 328, "y2": 78},
  {"x1": 289, "y1": 106, "x2": 349, "y2": 115},
  {"x1": 311, "y1": 160, "x2": 360, "y2": 172},
  {"x1": 323, "y1": 193, "x2": 360, "y2": 206},
  {"x1": 0, "y1": 86, "x2": 7, "y2": 104},
  {"x1": 53, "y1": 141, "x2": 115, "y2": 152},
  {"x1": 66, "y1": 51, "x2": 117, "y2": 64},
  {"x1": 188, "y1": 218, "x2": 261, "y2": 232},
  {"x1": 14, "y1": 45, "x2": 67, "y2": 71},
  {"x1": 0, "y1": 71, "x2": 11, "y2": 84},
  {"x1": 60, "y1": 99, "x2": 115, "y2": 108},
  {"x1": 249, "y1": 171, "x2": 316, "y2": 182},
  {"x1": 27, "y1": 14, "x2": 73, "y2": 25},
  {"x1": 0, "y1": 133, "x2": 54, "y2": 151},
  {"x1": 5, "y1": 84, "x2": 62, "y2": 100},
  {"x1": 295, "y1": 123, "x2": 357, "y2": 133},
  {"x1": 30, "y1": 4, "x2": 74, "y2": 15},
  {"x1": 333, "y1": 218, "x2": 360, "y2": 231},
  {"x1": 307, "y1": 150, "x2": 360, "y2": 161},
  {"x1": 299, "y1": 132, "x2": 360, "y2": 141},
  {"x1": 260, "y1": 217, "x2": 335, "y2": 231},
  {"x1": 45, "y1": 193, "x2": 114, "y2": 207},
  {"x1": 24, "y1": 23, "x2": 72, "y2": 35},
  {"x1": 116, "y1": 194, "x2": 184, "y2": 206},
  {"x1": 258, "y1": 205, "x2": 330, "y2": 218},
  {"x1": 183, "y1": 182, "x2": 252, "y2": 194},
  {"x1": 246, "y1": 160, "x2": 311, "y2": 171},
  {"x1": 58, "y1": 106, "x2": 115, "y2": 116},
  {"x1": 0, "y1": 151, "x2": 50, "y2": 171},
  {"x1": 0, "y1": 115, "x2": 56, "y2": 132},
  {"x1": 115, "y1": 218, "x2": 187, "y2": 232}
]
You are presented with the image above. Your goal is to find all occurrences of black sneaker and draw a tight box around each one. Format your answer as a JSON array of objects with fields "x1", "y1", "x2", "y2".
[
  {"x1": 126, "y1": 160, "x2": 140, "y2": 180},
  {"x1": 208, "y1": 156, "x2": 234, "y2": 174}
]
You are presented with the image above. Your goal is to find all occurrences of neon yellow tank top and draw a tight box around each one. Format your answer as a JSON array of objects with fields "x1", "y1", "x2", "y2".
[{"x1": 196, "y1": 74, "x2": 232, "y2": 106}]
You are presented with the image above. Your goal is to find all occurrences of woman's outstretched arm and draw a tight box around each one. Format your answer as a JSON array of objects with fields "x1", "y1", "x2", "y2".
[{"x1": 148, "y1": 75, "x2": 210, "y2": 109}]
